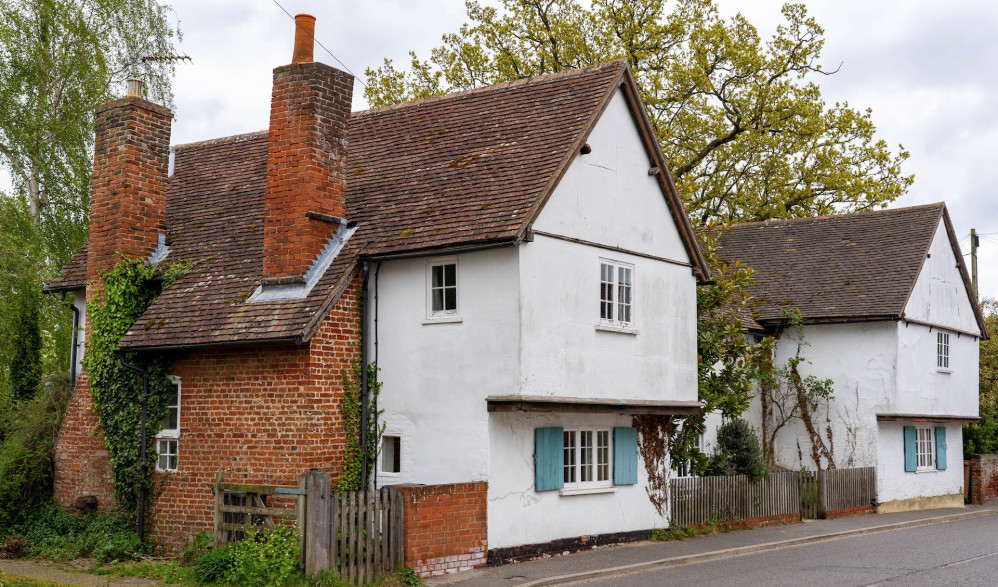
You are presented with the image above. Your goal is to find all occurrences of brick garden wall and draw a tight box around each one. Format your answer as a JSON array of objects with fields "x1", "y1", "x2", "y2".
[
  {"x1": 967, "y1": 454, "x2": 998, "y2": 505},
  {"x1": 395, "y1": 482, "x2": 488, "y2": 577}
]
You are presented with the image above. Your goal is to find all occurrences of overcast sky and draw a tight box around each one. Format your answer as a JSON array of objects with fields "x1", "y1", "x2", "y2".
[{"x1": 11, "y1": 1, "x2": 998, "y2": 301}]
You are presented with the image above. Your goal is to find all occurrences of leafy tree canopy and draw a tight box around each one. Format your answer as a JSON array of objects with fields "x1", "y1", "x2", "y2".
[
  {"x1": 365, "y1": 0, "x2": 911, "y2": 224},
  {"x1": 0, "y1": 0, "x2": 179, "y2": 403}
]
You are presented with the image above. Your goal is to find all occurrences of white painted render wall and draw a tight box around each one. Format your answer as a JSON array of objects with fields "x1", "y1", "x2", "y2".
[
  {"x1": 488, "y1": 412, "x2": 666, "y2": 549},
  {"x1": 895, "y1": 321, "x2": 978, "y2": 417},
  {"x1": 372, "y1": 247, "x2": 521, "y2": 487},
  {"x1": 878, "y1": 422, "x2": 964, "y2": 503}
]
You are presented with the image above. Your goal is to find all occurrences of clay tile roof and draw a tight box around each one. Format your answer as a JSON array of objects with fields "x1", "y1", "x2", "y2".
[
  {"x1": 44, "y1": 244, "x2": 88, "y2": 292},
  {"x1": 107, "y1": 61, "x2": 681, "y2": 350},
  {"x1": 714, "y1": 203, "x2": 984, "y2": 334}
]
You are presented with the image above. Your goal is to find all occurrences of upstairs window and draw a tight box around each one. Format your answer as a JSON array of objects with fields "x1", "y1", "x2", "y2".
[
  {"x1": 937, "y1": 331, "x2": 950, "y2": 369},
  {"x1": 427, "y1": 259, "x2": 459, "y2": 319},
  {"x1": 156, "y1": 377, "x2": 181, "y2": 472},
  {"x1": 599, "y1": 260, "x2": 633, "y2": 326}
]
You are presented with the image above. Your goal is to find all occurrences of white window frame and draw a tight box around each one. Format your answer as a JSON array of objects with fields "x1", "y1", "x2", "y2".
[
  {"x1": 562, "y1": 426, "x2": 613, "y2": 490},
  {"x1": 915, "y1": 426, "x2": 936, "y2": 471},
  {"x1": 425, "y1": 258, "x2": 461, "y2": 322},
  {"x1": 597, "y1": 259, "x2": 635, "y2": 331},
  {"x1": 675, "y1": 433, "x2": 704, "y2": 478},
  {"x1": 937, "y1": 331, "x2": 950, "y2": 371},
  {"x1": 156, "y1": 376, "x2": 181, "y2": 472},
  {"x1": 380, "y1": 434, "x2": 402, "y2": 475}
]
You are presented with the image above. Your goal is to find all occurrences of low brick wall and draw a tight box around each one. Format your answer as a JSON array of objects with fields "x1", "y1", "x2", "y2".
[
  {"x1": 967, "y1": 454, "x2": 998, "y2": 505},
  {"x1": 395, "y1": 482, "x2": 488, "y2": 577}
]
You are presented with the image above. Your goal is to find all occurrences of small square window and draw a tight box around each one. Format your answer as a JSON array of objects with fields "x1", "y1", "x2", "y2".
[
  {"x1": 157, "y1": 438, "x2": 178, "y2": 472},
  {"x1": 382, "y1": 436, "x2": 401, "y2": 474},
  {"x1": 427, "y1": 259, "x2": 459, "y2": 318},
  {"x1": 937, "y1": 331, "x2": 950, "y2": 369},
  {"x1": 599, "y1": 260, "x2": 634, "y2": 327}
]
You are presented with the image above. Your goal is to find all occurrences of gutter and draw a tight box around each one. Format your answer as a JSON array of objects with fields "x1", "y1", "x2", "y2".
[{"x1": 359, "y1": 238, "x2": 522, "y2": 263}]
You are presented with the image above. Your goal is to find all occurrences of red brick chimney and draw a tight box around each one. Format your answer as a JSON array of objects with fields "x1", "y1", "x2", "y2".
[
  {"x1": 263, "y1": 14, "x2": 354, "y2": 283},
  {"x1": 86, "y1": 79, "x2": 172, "y2": 285}
]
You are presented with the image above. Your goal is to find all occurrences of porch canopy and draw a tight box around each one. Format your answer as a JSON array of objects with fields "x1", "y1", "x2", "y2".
[
  {"x1": 876, "y1": 413, "x2": 980, "y2": 424},
  {"x1": 486, "y1": 395, "x2": 702, "y2": 416}
]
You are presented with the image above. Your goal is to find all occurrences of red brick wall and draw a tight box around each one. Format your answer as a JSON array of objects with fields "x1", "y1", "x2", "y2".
[
  {"x1": 53, "y1": 372, "x2": 115, "y2": 509},
  {"x1": 263, "y1": 61, "x2": 353, "y2": 280},
  {"x1": 395, "y1": 482, "x2": 488, "y2": 577},
  {"x1": 967, "y1": 454, "x2": 998, "y2": 505},
  {"x1": 87, "y1": 96, "x2": 172, "y2": 284},
  {"x1": 149, "y1": 276, "x2": 362, "y2": 550}
]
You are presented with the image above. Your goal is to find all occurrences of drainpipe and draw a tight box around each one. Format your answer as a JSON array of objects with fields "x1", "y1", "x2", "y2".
[
  {"x1": 61, "y1": 292, "x2": 80, "y2": 387},
  {"x1": 360, "y1": 261, "x2": 371, "y2": 492},
  {"x1": 117, "y1": 352, "x2": 149, "y2": 542}
]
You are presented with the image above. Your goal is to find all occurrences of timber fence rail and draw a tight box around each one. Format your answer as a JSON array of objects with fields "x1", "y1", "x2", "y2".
[
  {"x1": 670, "y1": 471, "x2": 801, "y2": 527},
  {"x1": 818, "y1": 466, "x2": 877, "y2": 514}
]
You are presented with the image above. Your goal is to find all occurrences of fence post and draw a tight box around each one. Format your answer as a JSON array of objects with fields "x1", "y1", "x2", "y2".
[
  {"x1": 297, "y1": 473, "x2": 308, "y2": 571},
  {"x1": 304, "y1": 469, "x2": 332, "y2": 575},
  {"x1": 213, "y1": 471, "x2": 225, "y2": 547}
]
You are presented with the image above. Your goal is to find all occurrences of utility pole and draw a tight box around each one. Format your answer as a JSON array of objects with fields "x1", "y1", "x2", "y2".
[{"x1": 971, "y1": 228, "x2": 979, "y2": 301}]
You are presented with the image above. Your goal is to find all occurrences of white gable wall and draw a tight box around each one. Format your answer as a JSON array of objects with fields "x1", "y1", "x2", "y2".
[{"x1": 904, "y1": 219, "x2": 979, "y2": 334}]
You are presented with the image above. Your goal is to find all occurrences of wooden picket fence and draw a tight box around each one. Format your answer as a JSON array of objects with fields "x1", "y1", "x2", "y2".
[
  {"x1": 670, "y1": 471, "x2": 801, "y2": 526},
  {"x1": 212, "y1": 471, "x2": 403, "y2": 585},
  {"x1": 670, "y1": 467, "x2": 877, "y2": 526},
  {"x1": 818, "y1": 466, "x2": 877, "y2": 514}
]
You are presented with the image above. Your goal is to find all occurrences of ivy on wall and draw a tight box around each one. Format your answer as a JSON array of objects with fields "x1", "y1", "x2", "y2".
[
  {"x1": 83, "y1": 256, "x2": 188, "y2": 515},
  {"x1": 335, "y1": 360, "x2": 384, "y2": 493}
]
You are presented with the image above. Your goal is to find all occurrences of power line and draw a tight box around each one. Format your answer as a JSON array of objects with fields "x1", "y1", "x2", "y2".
[{"x1": 269, "y1": 0, "x2": 368, "y2": 87}]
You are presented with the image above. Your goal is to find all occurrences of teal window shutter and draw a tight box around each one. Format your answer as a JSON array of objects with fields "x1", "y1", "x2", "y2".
[
  {"x1": 613, "y1": 427, "x2": 638, "y2": 485},
  {"x1": 935, "y1": 426, "x2": 947, "y2": 470},
  {"x1": 535, "y1": 427, "x2": 564, "y2": 491},
  {"x1": 903, "y1": 426, "x2": 917, "y2": 472}
]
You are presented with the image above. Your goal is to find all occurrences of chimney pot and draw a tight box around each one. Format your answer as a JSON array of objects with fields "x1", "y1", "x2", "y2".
[
  {"x1": 126, "y1": 78, "x2": 143, "y2": 98},
  {"x1": 292, "y1": 14, "x2": 316, "y2": 64}
]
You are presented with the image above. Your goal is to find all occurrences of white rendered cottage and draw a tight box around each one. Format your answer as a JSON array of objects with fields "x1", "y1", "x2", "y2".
[
  {"x1": 714, "y1": 204, "x2": 985, "y2": 511},
  {"x1": 367, "y1": 62, "x2": 708, "y2": 559}
]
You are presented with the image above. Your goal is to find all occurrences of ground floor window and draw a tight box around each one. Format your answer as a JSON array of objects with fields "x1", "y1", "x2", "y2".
[
  {"x1": 157, "y1": 438, "x2": 178, "y2": 471},
  {"x1": 903, "y1": 424, "x2": 946, "y2": 472},
  {"x1": 156, "y1": 377, "x2": 180, "y2": 472},
  {"x1": 535, "y1": 425, "x2": 638, "y2": 492}
]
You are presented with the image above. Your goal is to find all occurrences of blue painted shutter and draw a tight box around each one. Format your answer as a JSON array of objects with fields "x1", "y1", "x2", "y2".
[
  {"x1": 613, "y1": 427, "x2": 638, "y2": 485},
  {"x1": 935, "y1": 426, "x2": 947, "y2": 470},
  {"x1": 535, "y1": 427, "x2": 564, "y2": 491},
  {"x1": 903, "y1": 426, "x2": 917, "y2": 472}
]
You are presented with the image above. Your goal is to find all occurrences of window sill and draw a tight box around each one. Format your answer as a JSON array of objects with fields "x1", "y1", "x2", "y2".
[
  {"x1": 595, "y1": 323, "x2": 638, "y2": 335},
  {"x1": 914, "y1": 468, "x2": 940, "y2": 473},
  {"x1": 559, "y1": 486, "x2": 617, "y2": 496},
  {"x1": 156, "y1": 432, "x2": 180, "y2": 439},
  {"x1": 936, "y1": 368, "x2": 952, "y2": 374},
  {"x1": 423, "y1": 315, "x2": 463, "y2": 325}
]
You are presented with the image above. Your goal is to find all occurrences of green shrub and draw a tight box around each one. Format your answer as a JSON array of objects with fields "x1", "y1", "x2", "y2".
[
  {"x1": 0, "y1": 376, "x2": 72, "y2": 527},
  {"x1": 392, "y1": 566, "x2": 422, "y2": 586},
  {"x1": 309, "y1": 569, "x2": 351, "y2": 587},
  {"x1": 5, "y1": 501, "x2": 143, "y2": 562},
  {"x1": 704, "y1": 418, "x2": 765, "y2": 480},
  {"x1": 194, "y1": 544, "x2": 237, "y2": 584},
  {"x1": 225, "y1": 526, "x2": 303, "y2": 587},
  {"x1": 181, "y1": 531, "x2": 214, "y2": 565},
  {"x1": 964, "y1": 416, "x2": 998, "y2": 456}
]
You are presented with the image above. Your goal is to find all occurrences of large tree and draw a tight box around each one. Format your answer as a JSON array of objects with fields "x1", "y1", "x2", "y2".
[
  {"x1": 365, "y1": 0, "x2": 911, "y2": 224},
  {"x1": 0, "y1": 0, "x2": 179, "y2": 402}
]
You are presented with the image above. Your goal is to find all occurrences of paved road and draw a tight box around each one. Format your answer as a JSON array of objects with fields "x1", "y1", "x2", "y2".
[{"x1": 574, "y1": 515, "x2": 998, "y2": 586}]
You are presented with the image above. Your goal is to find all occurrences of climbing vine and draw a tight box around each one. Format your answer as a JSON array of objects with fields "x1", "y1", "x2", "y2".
[
  {"x1": 83, "y1": 256, "x2": 189, "y2": 515},
  {"x1": 335, "y1": 360, "x2": 384, "y2": 492},
  {"x1": 633, "y1": 415, "x2": 672, "y2": 516},
  {"x1": 758, "y1": 310, "x2": 837, "y2": 470}
]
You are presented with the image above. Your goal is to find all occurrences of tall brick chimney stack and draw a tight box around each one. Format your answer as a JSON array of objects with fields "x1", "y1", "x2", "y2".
[
  {"x1": 263, "y1": 14, "x2": 354, "y2": 283},
  {"x1": 86, "y1": 79, "x2": 173, "y2": 286}
]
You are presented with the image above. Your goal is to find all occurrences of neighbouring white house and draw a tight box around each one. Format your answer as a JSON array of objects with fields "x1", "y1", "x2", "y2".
[
  {"x1": 712, "y1": 203, "x2": 986, "y2": 512},
  {"x1": 369, "y1": 63, "x2": 709, "y2": 558}
]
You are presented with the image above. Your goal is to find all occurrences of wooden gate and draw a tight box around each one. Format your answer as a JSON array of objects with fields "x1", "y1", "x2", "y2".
[{"x1": 212, "y1": 472, "x2": 305, "y2": 547}]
